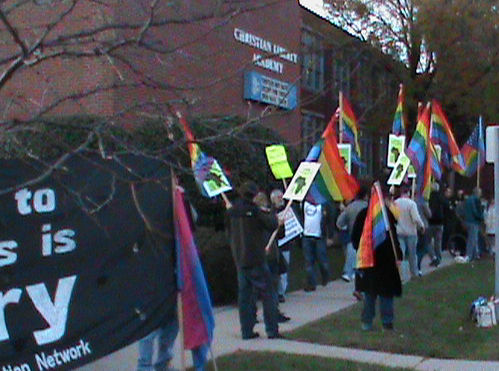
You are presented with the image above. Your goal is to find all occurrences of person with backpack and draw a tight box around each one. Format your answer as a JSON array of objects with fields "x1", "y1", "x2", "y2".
[{"x1": 428, "y1": 183, "x2": 447, "y2": 267}]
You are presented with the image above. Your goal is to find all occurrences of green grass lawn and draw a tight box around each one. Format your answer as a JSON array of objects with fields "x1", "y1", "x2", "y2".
[
  {"x1": 288, "y1": 259, "x2": 499, "y2": 360},
  {"x1": 193, "y1": 351, "x2": 410, "y2": 371}
]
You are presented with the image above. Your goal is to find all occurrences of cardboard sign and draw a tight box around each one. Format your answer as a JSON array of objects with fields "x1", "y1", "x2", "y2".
[
  {"x1": 387, "y1": 152, "x2": 411, "y2": 185},
  {"x1": 277, "y1": 208, "x2": 303, "y2": 246},
  {"x1": 265, "y1": 145, "x2": 294, "y2": 179},
  {"x1": 198, "y1": 158, "x2": 232, "y2": 197},
  {"x1": 283, "y1": 162, "x2": 321, "y2": 201},
  {"x1": 338, "y1": 143, "x2": 352, "y2": 174},
  {"x1": 387, "y1": 134, "x2": 405, "y2": 168}
]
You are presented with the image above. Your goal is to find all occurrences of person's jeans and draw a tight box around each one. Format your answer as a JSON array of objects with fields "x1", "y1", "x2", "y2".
[
  {"x1": 428, "y1": 225, "x2": 444, "y2": 262},
  {"x1": 137, "y1": 317, "x2": 179, "y2": 371},
  {"x1": 342, "y1": 242, "x2": 357, "y2": 279},
  {"x1": 416, "y1": 230, "x2": 430, "y2": 270},
  {"x1": 361, "y1": 293, "x2": 394, "y2": 327},
  {"x1": 238, "y1": 264, "x2": 278, "y2": 338},
  {"x1": 398, "y1": 234, "x2": 418, "y2": 278},
  {"x1": 466, "y1": 223, "x2": 480, "y2": 260},
  {"x1": 278, "y1": 250, "x2": 291, "y2": 296},
  {"x1": 302, "y1": 236, "x2": 330, "y2": 288}
]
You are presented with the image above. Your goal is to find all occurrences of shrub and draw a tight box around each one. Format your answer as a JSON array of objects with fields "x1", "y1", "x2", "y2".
[{"x1": 195, "y1": 226, "x2": 238, "y2": 305}]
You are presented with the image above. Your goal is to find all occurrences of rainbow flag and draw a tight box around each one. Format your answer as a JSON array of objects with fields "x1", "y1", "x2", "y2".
[
  {"x1": 178, "y1": 113, "x2": 231, "y2": 197},
  {"x1": 340, "y1": 95, "x2": 363, "y2": 166},
  {"x1": 460, "y1": 119, "x2": 485, "y2": 177},
  {"x1": 173, "y1": 181, "x2": 214, "y2": 370},
  {"x1": 357, "y1": 183, "x2": 389, "y2": 269},
  {"x1": 392, "y1": 84, "x2": 407, "y2": 135},
  {"x1": 306, "y1": 114, "x2": 359, "y2": 203},
  {"x1": 406, "y1": 104, "x2": 442, "y2": 200},
  {"x1": 431, "y1": 100, "x2": 465, "y2": 172}
]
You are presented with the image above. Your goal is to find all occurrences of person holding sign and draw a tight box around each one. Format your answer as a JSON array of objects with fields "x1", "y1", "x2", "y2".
[
  {"x1": 225, "y1": 181, "x2": 283, "y2": 339},
  {"x1": 301, "y1": 201, "x2": 335, "y2": 291},
  {"x1": 254, "y1": 191, "x2": 291, "y2": 323},
  {"x1": 270, "y1": 189, "x2": 302, "y2": 303}
]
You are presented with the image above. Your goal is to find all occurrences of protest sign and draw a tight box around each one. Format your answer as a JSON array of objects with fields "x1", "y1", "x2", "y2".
[
  {"x1": 338, "y1": 143, "x2": 352, "y2": 174},
  {"x1": 265, "y1": 145, "x2": 293, "y2": 180},
  {"x1": 197, "y1": 157, "x2": 232, "y2": 197},
  {"x1": 0, "y1": 155, "x2": 176, "y2": 370},
  {"x1": 277, "y1": 208, "x2": 303, "y2": 246},
  {"x1": 387, "y1": 134, "x2": 405, "y2": 168},
  {"x1": 283, "y1": 162, "x2": 321, "y2": 201},
  {"x1": 387, "y1": 152, "x2": 411, "y2": 185}
]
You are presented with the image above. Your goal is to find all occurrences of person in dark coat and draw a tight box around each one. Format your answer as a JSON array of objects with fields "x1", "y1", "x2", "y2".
[
  {"x1": 226, "y1": 181, "x2": 283, "y2": 339},
  {"x1": 428, "y1": 183, "x2": 447, "y2": 266},
  {"x1": 351, "y1": 205, "x2": 403, "y2": 331}
]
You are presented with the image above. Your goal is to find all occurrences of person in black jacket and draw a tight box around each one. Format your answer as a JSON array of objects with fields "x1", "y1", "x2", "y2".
[
  {"x1": 428, "y1": 183, "x2": 447, "y2": 266},
  {"x1": 226, "y1": 181, "x2": 283, "y2": 339},
  {"x1": 351, "y1": 203, "x2": 402, "y2": 331}
]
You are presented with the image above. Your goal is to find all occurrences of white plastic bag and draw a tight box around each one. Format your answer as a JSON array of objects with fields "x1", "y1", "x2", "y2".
[{"x1": 476, "y1": 305, "x2": 496, "y2": 328}]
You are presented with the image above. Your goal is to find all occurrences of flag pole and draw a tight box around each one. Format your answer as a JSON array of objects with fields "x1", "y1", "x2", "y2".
[
  {"x1": 220, "y1": 192, "x2": 232, "y2": 209},
  {"x1": 177, "y1": 293, "x2": 186, "y2": 371},
  {"x1": 282, "y1": 178, "x2": 288, "y2": 189},
  {"x1": 411, "y1": 177, "x2": 416, "y2": 200},
  {"x1": 209, "y1": 346, "x2": 219, "y2": 371},
  {"x1": 477, "y1": 116, "x2": 482, "y2": 190},
  {"x1": 172, "y1": 171, "x2": 187, "y2": 371},
  {"x1": 339, "y1": 91, "x2": 344, "y2": 144}
]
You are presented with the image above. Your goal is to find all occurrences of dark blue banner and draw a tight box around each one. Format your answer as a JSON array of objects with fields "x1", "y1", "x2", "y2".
[{"x1": 0, "y1": 154, "x2": 176, "y2": 370}]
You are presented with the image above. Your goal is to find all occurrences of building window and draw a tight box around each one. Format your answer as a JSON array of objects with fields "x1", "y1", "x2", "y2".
[
  {"x1": 301, "y1": 111, "x2": 325, "y2": 157},
  {"x1": 301, "y1": 30, "x2": 324, "y2": 92},
  {"x1": 333, "y1": 58, "x2": 350, "y2": 96}
]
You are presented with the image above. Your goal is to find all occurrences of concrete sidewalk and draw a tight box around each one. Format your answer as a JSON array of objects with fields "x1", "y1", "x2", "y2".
[{"x1": 77, "y1": 253, "x2": 498, "y2": 371}]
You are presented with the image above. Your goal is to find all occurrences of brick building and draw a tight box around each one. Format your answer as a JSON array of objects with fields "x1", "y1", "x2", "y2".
[{"x1": 0, "y1": 0, "x2": 402, "y2": 180}]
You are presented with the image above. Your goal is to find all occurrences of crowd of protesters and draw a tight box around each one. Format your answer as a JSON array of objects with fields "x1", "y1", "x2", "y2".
[
  {"x1": 222, "y1": 179, "x2": 496, "y2": 340},
  {"x1": 134, "y1": 177, "x2": 496, "y2": 369}
]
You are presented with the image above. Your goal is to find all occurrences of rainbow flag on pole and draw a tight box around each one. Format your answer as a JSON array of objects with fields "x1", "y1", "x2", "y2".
[
  {"x1": 178, "y1": 113, "x2": 231, "y2": 197},
  {"x1": 430, "y1": 100, "x2": 465, "y2": 172},
  {"x1": 406, "y1": 104, "x2": 442, "y2": 200},
  {"x1": 340, "y1": 95, "x2": 363, "y2": 166},
  {"x1": 392, "y1": 84, "x2": 407, "y2": 135},
  {"x1": 356, "y1": 183, "x2": 389, "y2": 269},
  {"x1": 460, "y1": 118, "x2": 485, "y2": 177},
  {"x1": 306, "y1": 114, "x2": 359, "y2": 203},
  {"x1": 173, "y1": 181, "x2": 215, "y2": 370}
]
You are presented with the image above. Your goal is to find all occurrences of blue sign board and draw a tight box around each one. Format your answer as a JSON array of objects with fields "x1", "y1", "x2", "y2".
[{"x1": 243, "y1": 71, "x2": 298, "y2": 110}]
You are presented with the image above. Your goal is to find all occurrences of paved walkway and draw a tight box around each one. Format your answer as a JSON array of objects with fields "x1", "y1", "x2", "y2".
[{"x1": 77, "y1": 253, "x2": 499, "y2": 371}]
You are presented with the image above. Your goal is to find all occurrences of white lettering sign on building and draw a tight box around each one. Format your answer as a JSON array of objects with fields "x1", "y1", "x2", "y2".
[{"x1": 234, "y1": 28, "x2": 298, "y2": 74}]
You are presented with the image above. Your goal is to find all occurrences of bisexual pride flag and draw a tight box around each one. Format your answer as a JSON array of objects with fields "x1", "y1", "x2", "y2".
[{"x1": 173, "y1": 182, "x2": 214, "y2": 370}]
